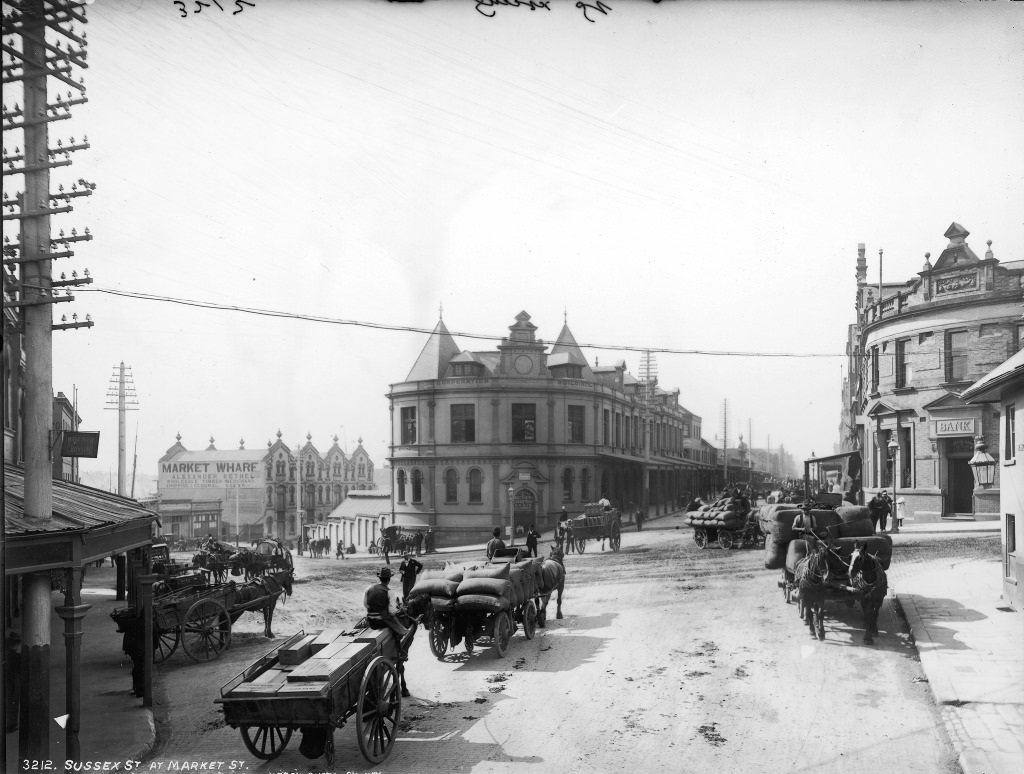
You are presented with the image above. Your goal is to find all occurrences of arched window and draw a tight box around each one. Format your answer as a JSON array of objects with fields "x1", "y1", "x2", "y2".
[
  {"x1": 266, "y1": 486, "x2": 273, "y2": 505},
  {"x1": 445, "y1": 469, "x2": 458, "y2": 503},
  {"x1": 288, "y1": 485, "x2": 295, "y2": 505},
  {"x1": 397, "y1": 470, "x2": 406, "y2": 503},
  {"x1": 276, "y1": 459, "x2": 285, "y2": 476},
  {"x1": 306, "y1": 460, "x2": 314, "y2": 478},
  {"x1": 562, "y1": 468, "x2": 574, "y2": 502},
  {"x1": 468, "y1": 468, "x2": 483, "y2": 503},
  {"x1": 411, "y1": 469, "x2": 423, "y2": 503},
  {"x1": 358, "y1": 461, "x2": 366, "y2": 478}
]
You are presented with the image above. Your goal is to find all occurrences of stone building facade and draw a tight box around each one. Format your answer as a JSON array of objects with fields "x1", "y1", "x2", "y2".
[
  {"x1": 387, "y1": 311, "x2": 719, "y2": 547},
  {"x1": 840, "y1": 222, "x2": 1023, "y2": 521}
]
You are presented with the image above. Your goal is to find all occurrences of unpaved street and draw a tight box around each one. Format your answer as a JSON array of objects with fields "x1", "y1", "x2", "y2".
[{"x1": 148, "y1": 523, "x2": 998, "y2": 774}]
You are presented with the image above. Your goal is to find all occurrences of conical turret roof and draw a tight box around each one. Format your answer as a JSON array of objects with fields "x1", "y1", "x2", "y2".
[{"x1": 406, "y1": 318, "x2": 461, "y2": 381}]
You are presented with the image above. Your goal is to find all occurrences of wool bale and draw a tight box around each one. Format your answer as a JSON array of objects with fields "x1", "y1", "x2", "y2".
[
  {"x1": 763, "y1": 508, "x2": 801, "y2": 541},
  {"x1": 456, "y1": 577, "x2": 512, "y2": 598},
  {"x1": 830, "y1": 536, "x2": 893, "y2": 570},
  {"x1": 793, "y1": 509, "x2": 843, "y2": 539},
  {"x1": 411, "y1": 577, "x2": 459, "y2": 598},
  {"x1": 763, "y1": 531, "x2": 788, "y2": 570},
  {"x1": 837, "y1": 518, "x2": 874, "y2": 539},
  {"x1": 785, "y1": 539, "x2": 809, "y2": 574},
  {"x1": 455, "y1": 594, "x2": 511, "y2": 613},
  {"x1": 837, "y1": 505, "x2": 871, "y2": 523},
  {"x1": 464, "y1": 563, "x2": 511, "y2": 580}
]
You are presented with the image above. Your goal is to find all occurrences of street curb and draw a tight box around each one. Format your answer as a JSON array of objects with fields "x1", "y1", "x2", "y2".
[
  {"x1": 127, "y1": 709, "x2": 156, "y2": 763},
  {"x1": 893, "y1": 592, "x2": 961, "y2": 706}
]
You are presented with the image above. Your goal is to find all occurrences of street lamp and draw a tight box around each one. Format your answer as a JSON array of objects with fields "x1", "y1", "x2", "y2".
[
  {"x1": 968, "y1": 437, "x2": 996, "y2": 489},
  {"x1": 507, "y1": 484, "x2": 515, "y2": 546},
  {"x1": 887, "y1": 435, "x2": 900, "y2": 534}
]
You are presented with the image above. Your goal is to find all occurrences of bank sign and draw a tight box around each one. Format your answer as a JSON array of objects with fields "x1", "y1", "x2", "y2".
[
  {"x1": 159, "y1": 459, "x2": 262, "y2": 490},
  {"x1": 935, "y1": 418, "x2": 975, "y2": 436}
]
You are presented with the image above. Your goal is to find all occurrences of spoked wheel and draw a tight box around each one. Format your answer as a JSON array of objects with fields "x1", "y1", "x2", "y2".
[
  {"x1": 609, "y1": 521, "x2": 622, "y2": 552},
  {"x1": 240, "y1": 725, "x2": 292, "y2": 760},
  {"x1": 575, "y1": 537, "x2": 587, "y2": 553},
  {"x1": 493, "y1": 612, "x2": 512, "y2": 658},
  {"x1": 693, "y1": 529, "x2": 708, "y2": 549},
  {"x1": 717, "y1": 530, "x2": 735, "y2": 550},
  {"x1": 428, "y1": 617, "x2": 449, "y2": 660},
  {"x1": 522, "y1": 600, "x2": 537, "y2": 640},
  {"x1": 323, "y1": 732, "x2": 335, "y2": 766},
  {"x1": 154, "y1": 624, "x2": 180, "y2": 663},
  {"x1": 181, "y1": 599, "x2": 231, "y2": 661},
  {"x1": 356, "y1": 656, "x2": 401, "y2": 764}
]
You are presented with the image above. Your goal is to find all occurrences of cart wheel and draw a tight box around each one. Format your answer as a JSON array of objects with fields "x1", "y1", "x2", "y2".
[
  {"x1": 693, "y1": 529, "x2": 708, "y2": 549},
  {"x1": 240, "y1": 725, "x2": 292, "y2": 760},
  {"x1": 717, "y1": 530, "x2": 735, "y2": 550},
  {"x1": 493, "y1": 612, "x2": 512, "y2": 658},
  {"x1": 356, "y1": 656, "x2": 401, "y2": 764},
  {"x1": 522, "y1": 600, "x2": 537, "y2": 640},
  {"x1": 575, "y1": 537, "x2": 586, "y2": 553},
  {"x1": 428, "y1": 617, "x2": 449, "y2": 660},
  {"x1": 324, "y1": 732, "x2": 335, "y2": 766},
  {"x1": 154, "y1": 624, "x2": 180, "y2": 663},
  {"x1": 181, "y1": 598, "x2": 231, "y2": 662},
  {"x1": 609, "y1": 522, "x2": 622, "y2": 552}
]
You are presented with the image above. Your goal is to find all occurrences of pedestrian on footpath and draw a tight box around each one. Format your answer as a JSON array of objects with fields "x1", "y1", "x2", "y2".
[
  {"x1": 526, "y1": 524, "x2": 540, "y2": 557},
  {"x1": 868, "y1": 490, "x2": 891, "y2": 533}
]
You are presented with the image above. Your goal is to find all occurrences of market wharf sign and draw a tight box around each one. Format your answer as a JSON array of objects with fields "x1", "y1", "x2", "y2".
[
  {"x1": 935, "y1": 418, "x2": 975, "y2": 436},
  {"x1": 159, "y1": 459, "x2": 262, "y2": 490},
  {"x1": 934, "y1": 271, "x2": 977, "y2": 295}
]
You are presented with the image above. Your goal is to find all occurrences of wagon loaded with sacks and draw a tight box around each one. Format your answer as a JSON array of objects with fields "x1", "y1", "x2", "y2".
[
  {"x1": 412, "y1": 547, "x2": 565, "y2": 659},
  {"x1": 761, "y1": 501, "x2": 893, "y2": 641},
  {"x1": 569, "y1": 503, "x2": 623, "y2": 552},
  {"x1": 685, "y1": 494, "x2": 764, "y2": 550}
]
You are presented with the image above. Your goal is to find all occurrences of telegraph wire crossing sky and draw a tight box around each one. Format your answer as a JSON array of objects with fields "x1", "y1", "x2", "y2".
[{"x1": 26, "y1": 0, "x2": 1022, "y2": 487}]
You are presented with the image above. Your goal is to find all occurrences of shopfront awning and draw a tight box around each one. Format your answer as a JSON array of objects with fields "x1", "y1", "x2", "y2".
[{"x1": 3, "y1": 464, "x2": 159, "y2": 575}]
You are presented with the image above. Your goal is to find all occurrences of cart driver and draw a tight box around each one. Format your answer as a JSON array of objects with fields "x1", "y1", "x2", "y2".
[{"x1": 364, "y1": 567, "x2": 409, "y2": 646}]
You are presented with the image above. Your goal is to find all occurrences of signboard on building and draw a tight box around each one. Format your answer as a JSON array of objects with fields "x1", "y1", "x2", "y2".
[
  {"x1": 934, "y1": 271, "x2": 978, "y2": 295},
  {"x1": 60, "y1": 431, "x2": 100, "y2": 458},
  {"x1": 935, "y1": 418, "x2": 975, "y2": 436},
  {"x1": 159, "y1": 458, "x2": 262, "y2": 490}
]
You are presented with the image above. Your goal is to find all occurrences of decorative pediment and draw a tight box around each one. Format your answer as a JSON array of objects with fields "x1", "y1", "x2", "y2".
[
  {"x1": 923, "y1": 391, "x2": 969, "y2": 412},
  {"x1": 501, "y1": 460, "x2": 550, "y2": 485},
  {"x1": 864, "y1": 398, "x2": 900, "y2": 417}
]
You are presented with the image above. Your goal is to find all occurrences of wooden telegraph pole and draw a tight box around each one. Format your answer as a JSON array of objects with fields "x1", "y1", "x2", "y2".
[{"x1": 2, "y1": 0, "x2": 94, "y2": 763}]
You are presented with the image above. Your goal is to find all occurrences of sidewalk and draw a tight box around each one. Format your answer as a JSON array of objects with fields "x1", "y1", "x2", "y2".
[
  {"x1": 4, "y1": 574, "x2": 156, "y2": 770},
  {"x1": 891, "y1": 534, "x2": 1023, "y2": 774}
]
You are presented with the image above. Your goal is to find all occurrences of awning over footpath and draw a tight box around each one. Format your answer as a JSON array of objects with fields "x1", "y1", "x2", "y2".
[{"x1": 3, "y1": 464, "x2": 159, "y2": 575}]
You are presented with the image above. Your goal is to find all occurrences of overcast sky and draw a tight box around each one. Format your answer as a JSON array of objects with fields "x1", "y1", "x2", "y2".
[{"x1": 36, "y1": 0, "x2": 1023, "y2": 489}]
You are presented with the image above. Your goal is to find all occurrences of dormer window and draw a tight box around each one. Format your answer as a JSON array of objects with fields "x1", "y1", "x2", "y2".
[{"x1": 452, "y1": 363, "x2": 478, "y2": 377}]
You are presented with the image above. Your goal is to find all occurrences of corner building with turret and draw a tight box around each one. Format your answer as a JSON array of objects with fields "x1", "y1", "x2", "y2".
[{"x1": 387, "y1": 311, "x2": 720, "y2": 547}]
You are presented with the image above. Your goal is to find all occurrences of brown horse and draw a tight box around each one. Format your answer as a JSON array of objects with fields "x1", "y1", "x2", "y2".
[
  {"x1": 229, "y1": 568, "x2": 294, "y2": 638},
  {"x1": 847, "y1": 541, "x2": 888, "y2": 645},
  {"x1": 793, "y1": 538, "x2": 831, "y2": 640},
  {"x1": 538, "y1": 543, "x2": 566, "y2": 624}
]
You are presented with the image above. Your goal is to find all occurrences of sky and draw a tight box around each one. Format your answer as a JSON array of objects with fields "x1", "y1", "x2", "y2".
[{"x1": 21, "y1": 0, "x2": 1024, "y2": 492}]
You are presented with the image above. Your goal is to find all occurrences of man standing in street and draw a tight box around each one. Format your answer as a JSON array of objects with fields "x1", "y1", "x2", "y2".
[
  {"x1": 526, "y1": 524, "x2": 541, "y2": 557},
  {"x1": 398, "y1": 552, "x2": 423, "y2": 601}
]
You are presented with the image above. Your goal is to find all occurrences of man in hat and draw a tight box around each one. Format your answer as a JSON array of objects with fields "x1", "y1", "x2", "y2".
[
  {"x1": 398, "y1": 552, "x2": 423, "y2": 601},
  {"x1": 485, "y1": 526, "x2": 505, "y2": 561},
  {"x1": 868, "y1": 490, "x2": 892, "y2": 534},
  {"x1": 364, "y1": 567, "x2": 409, "y2": 645}
]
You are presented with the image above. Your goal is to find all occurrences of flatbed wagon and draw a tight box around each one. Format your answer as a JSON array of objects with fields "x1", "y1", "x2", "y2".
[
  {"x1": 568, "y1": 503, "x2": 622, "y2": 552},
  {"x1": 216, "y1": 627, "x2": 403, "y2": 766}
]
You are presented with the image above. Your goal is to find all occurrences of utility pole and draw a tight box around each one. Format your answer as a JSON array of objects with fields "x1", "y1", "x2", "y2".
[
  {"x1": 639, "y1": 351, "x2": 657, "y2": 518},
  {"x1": 721, "y1": 399, "x2": 729, "y2": 487},
  {"x1": 105, "y1": 362, "x2": 138, "y2": 496},
  {"x1": 2, "y1": 0, "x2": 94, "y2": 764}
]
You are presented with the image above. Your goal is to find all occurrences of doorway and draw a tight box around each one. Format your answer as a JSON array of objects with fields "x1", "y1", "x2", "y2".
[
  {"x1": 513, "y1": 488, "x2": 536, "y2": 537},
  {"x1": 948, "y1": 457, "x2": 975, "y2": 514}
]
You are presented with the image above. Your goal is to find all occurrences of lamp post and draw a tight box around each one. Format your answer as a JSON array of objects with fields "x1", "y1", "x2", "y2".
[
  {"x1": 887, "y1": 435, "x2": 900, "y2": 534},
  {"x1": 507, "y1": 484, "x2": 515, "y2": 546},
  {"x1": 968, "y1": 437, "x2": 996, "y2": 488}
]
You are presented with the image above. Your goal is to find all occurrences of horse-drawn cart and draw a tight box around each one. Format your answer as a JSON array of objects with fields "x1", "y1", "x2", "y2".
[
  {"x1": 685, "y1": 495, "x2": 763, "y2": 550},
  {"x1": 569, "y1": 504, "x2": 622, "y2": 552},
  {"x1": 216, "y1": 626, "x2": 406, "y2": 766},
  {"x1": 112, "y1": 569, "x2": 293, "y2": 663}
]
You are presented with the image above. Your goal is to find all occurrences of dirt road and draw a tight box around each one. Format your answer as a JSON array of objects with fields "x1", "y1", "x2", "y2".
[{"x1": 149, "y1": 523, "x2": 996, "y2": 773}]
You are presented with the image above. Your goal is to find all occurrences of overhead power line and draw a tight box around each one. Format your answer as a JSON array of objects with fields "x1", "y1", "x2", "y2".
[{"x1": 80, "y1": 286, "x2": 846, "y2": 359}]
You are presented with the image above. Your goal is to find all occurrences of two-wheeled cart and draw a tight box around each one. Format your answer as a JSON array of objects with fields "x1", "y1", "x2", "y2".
[
  {"x1": 569, "y1": 504, "x2": 622, "y2": 553},
  {"x1": 216, "y1": 627, "x2": 404, "y2": 766}
]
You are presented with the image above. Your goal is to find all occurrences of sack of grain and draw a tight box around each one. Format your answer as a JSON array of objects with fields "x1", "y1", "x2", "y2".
[
  {"x1": 455, "y1": 594, "x2": 511, "y2": 613},
  {"x1": 411, "y1": 577, "x2": 459, "y2": 598},
  {"x1": 456, "y1": 577, "x2": 512, "y2": 598},
  {"x1": 430, "y1": 595, "x2": 455, "y2": 611}
]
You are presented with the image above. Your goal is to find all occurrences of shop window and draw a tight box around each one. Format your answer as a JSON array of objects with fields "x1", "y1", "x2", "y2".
[
  {"x1": 512, "y1": 403, "x2": 536, "y2": 442},
  {"x1": 468, "y1": 468, "x2": 483, "y2": 503},
  {"x1": 401, "y1": 407, "x2": 417, "y2": 444},
  {"x1": 451, "y1": 404, "x2": 476, "y2": 443}
]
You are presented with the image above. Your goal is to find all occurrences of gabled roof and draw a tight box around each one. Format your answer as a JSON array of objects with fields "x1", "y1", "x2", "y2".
[
  {"x1": 932, "y1": 222, "x2": 982, "y2": 271},
  {"x1": 961, "y1": 349, "x2": 1024, "y2": 404},
  {"x1": 923, "y1": 391, "x2": 970, "y2": 411},
  {"x1": 406, "y1": 319, "x2": 461, "y2": 381},
  {"x1": 864, "y1": 398, "x2": 901, "y2": 417}
]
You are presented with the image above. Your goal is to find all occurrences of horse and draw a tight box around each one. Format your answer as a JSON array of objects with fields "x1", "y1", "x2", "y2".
[
  {"x1": 793, "y1": 536, "x2": 831, "y2": 639},
  {"x1": 228, "y1": 568, "x2": 294, "y2": 638},
  {"x1": 192, "y1": 542, "x2": 235, "y2": 584},
  {"x1": 537, "y1": 543, "x2": 566, "y2": 624},
  {"x1": 847, "y1": 541, "x2": 888, "y2": 645}
]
